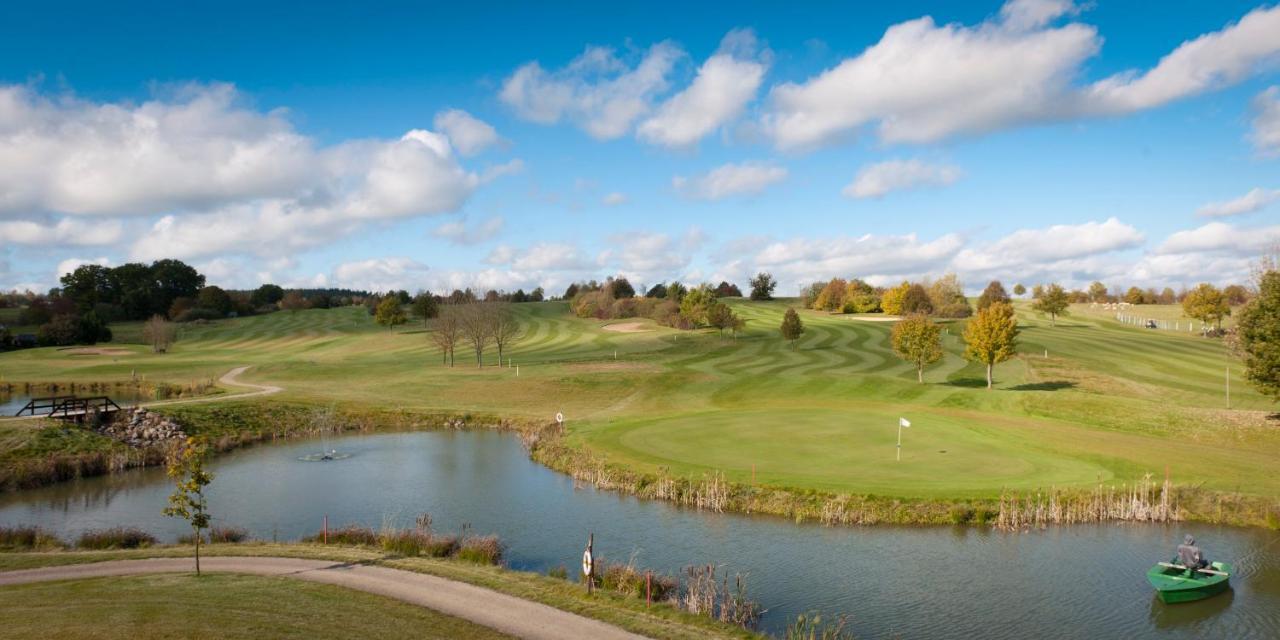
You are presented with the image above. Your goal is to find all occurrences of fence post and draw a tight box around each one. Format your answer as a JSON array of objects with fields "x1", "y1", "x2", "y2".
[{"x1": 323, "y1": 515, "x2": 328, "y2": 544}]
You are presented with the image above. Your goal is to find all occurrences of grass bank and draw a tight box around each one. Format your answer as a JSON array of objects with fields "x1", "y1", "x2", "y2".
[{"x1": 0, "y1": 543, "x2": 757, "y2": 640}]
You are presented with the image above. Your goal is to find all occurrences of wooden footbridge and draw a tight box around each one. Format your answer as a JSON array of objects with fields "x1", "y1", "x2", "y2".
[{"x1": 14, "y1": 396, "x2": 122, "y2": 421}]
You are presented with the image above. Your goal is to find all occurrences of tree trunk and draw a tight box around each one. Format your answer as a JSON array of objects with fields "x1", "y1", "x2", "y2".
[
  {"x1": 195, "y1": 528, "x2": 201, "y2": 576},
  {"x1": 917, "y1": 364, "x2": 924, "y2": 383},
  {"x1": 986, "y1": 362, "x2": 993, "y2": 390}
]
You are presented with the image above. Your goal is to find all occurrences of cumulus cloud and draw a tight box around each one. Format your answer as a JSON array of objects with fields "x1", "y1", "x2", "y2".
[
  {"x1": 673, "y1": 162, "x2": 787, "y2": 200},
  {"x1": 433, "y1": 109, "x2": 502, "y2": 156},
  {"x1": 500, "y1": 42, "x2": 682, "y2": 140},
  {"x1": 636, "y1": 29, "x2": 768, "y2": 147},
  {"x1": 1085, "y1": 6, "x2": 1280, "y2": 114},
  {"x1": 762, "y1": 2, "x2": 1280, "y2": 149},
  {"x1": 0, "y1": 83, "x2": 497, "y2": 264},
  {"x1": 953, "y1": 217, "x2": 1144, "y2": 271},
  {"x1": 1196, "y1": 187, "x2": 1280, "y2": 218},
  {"x1": 1252, "y1": 87, "x2": 1280, "y2": 156},
  {"x1": 843, "y1": 159, "x2": 961, "y2": 198},
  {"x1": 752, "y1": 232, "x2": 967, "y2": 289},
  {"x1": 485, "y1": 242, "x2": 594, "y2": 272},
  {"x1": 598, "y1": 230, "x2": 702, "y2": 283},
  {"x1": 331, "y1": 257, "x2": 431, "y2": 293},
  {"x1": 602, "y1": 192, "x2": 628, "y2": 206},
  {"x1": 0, "y1": 217, "x2": 124, "y2": 245},
  {"x1": 0, "y1": 83, "x2": 314, "y2": 216},
  {"x1": 1155, "y1": 221, "x2": 1280, "y2": 256}
]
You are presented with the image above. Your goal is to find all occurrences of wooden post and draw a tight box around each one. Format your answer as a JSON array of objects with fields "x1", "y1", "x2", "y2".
[
  {"x1": 323, "y1": 515, "x2": 328, "y2": 544},
  {"x1": 646, "y1": 570, "x2": 651, "y2": 608}
]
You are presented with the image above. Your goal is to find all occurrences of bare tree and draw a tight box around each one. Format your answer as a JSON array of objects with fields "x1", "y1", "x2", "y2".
[
  {"x1": 143, "y1": 314, "x2": 177, "y2": 353},
  {"x1": 458, "y1": 303, "x2": 492, "y2": 367},
  {"x1": 490, "y1": 303, "x2": 522, "y2": 365},
  {"x1": 429, "y1": 306, "x2": 460, "y2": 366}
]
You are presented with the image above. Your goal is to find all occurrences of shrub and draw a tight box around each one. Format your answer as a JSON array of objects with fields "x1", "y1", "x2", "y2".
[
  {"x1": 210, "y1": 526, "x2": 249, "y2": 543},
  {"x1": 935, "y1": 301, "x2": 973, "y2": 318},
  {"x1": 76, "y1": 527, "x2": 156, "y2": 549},
  {"x1": 597, "y1": 560, "x2": 678, "y2": 601},
  {"x1": 0, "y1": 525, "x2": 64, "y2": 550},
  {"x1": 174, "y1": 307, "x2": 223, "y2": 323},
  {"x1": 547, "y1": 564, "x2": 569, "y2": 580},
  {"x1": 457, "y1": 535, "x2": 503, "y2": 565}
]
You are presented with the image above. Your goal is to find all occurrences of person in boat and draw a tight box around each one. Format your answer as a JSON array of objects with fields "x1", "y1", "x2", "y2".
[{"x1": 1176, "y1": 534, "x2": 1210, "y2": 570}]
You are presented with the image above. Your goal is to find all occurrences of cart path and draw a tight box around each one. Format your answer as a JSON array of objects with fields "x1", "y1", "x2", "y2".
[
  {"x1": 0, "y1": 556, "x2": 648, "y2": 640},
  {"x1": 142, "y1": 365, "x2": 282, "y2": 408}
]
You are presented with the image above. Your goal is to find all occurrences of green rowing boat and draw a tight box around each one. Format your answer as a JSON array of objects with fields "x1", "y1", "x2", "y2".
[{"x1": 1147, "y1": 559, "x2": 1232, "y2": 604}]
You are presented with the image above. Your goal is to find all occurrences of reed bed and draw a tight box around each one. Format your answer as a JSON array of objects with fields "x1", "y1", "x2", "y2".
[
  {"x1": 304, "y1": 516, "x2": 503, "y2": 565},
  {"x1": 75, "y1": 527, "x2": 156, "y2": 549},
  {"x1": 995, "y1": 474, "x2": 1179, "y2": 531},
  {"x1": 785, "y1": 612, "x2": 857, "y2": 640},
  {"x1": 0, "y1": 525, "x2": 64, "y2": 550}
]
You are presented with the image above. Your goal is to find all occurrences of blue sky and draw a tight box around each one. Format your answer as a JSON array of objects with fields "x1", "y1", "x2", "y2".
[{"x1": 1, "y1": 0, "x2": 1278, "y2": 295}]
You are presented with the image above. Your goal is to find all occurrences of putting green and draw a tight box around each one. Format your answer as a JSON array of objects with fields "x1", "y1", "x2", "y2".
[{"x1": 589, "y1": 408, "x2": 1113, "y2": 497}]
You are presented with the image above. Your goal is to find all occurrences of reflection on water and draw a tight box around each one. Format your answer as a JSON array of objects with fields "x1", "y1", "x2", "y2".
[{"x1": 0, "y1": 430, "x2": 1277, "y2": 639}]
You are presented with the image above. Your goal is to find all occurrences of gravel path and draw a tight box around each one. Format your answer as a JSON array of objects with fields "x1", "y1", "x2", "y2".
[{"x1": 0, "y1": 556, "x2": 647, "y2": 640}]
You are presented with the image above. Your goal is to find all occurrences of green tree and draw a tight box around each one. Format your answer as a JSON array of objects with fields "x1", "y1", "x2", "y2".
[
  {"x1": 707, "y1": 302, "x2": 738, "y2": 336},
  {"x1": 196, "y1": 286, "x2": 233, "y2": 316},
  {"x1": 1124, "y1": 286, "x2": 1147, "y2": 304},
  {"x1": 977, "y1": 281, "x2": 1010, "y2": 311},
  {"x1": 891, "y1": 314, "x2": 944, "y2": 383},
  {"x1": 679, "y1": 284, "x2": 716, "y2": 327},
  {"x1": 963, "y1": 302, "x2": 1019, "y2": 390},
  {"x1": 1012, "y1": 283, "x2": 1027, "y2": 297},
  {"x1": 374, "y1": 296, "x2": 407, "y2": 329},
  {"x1": 163, "y1": 438, "x2": 214, "y2": 576},
  {"x1": 1182, "y1": 283, "x2": 1230, "y2": 331},
  {"x1": 1031, "y1": 283, "x2": 1070, "y2": 326},
  {"x1": 411, "y1": 293, "x2": 439, "y2": 322},
  {"x1": 780, "y1": 307, "x2": 805, "y2": 347},
  {"x1": 250, "y1": 284, "x2": 285, "y2": 307},
  {"x1": 749, "y1": 272, "x2": 776, "y2": 301},
  {"x1": 1238, "y1": 270, "x2": 1280, "y2": 401}
]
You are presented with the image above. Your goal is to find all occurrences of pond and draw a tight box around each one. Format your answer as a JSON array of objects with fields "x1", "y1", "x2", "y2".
[{"x1": 0, "y1": 430, "x2": 1277, "y2": 638}]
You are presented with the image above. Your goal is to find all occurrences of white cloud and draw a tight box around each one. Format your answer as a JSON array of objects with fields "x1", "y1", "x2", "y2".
[
  {"x1": 486, "y1": 242, "x2": 594, "y2": 272},
  {"x1": 602, "y1": 192, "x2": 627, "y2": 206},
  {"x1": 762, "y1": 4, "x2": 1098, "y2": 148},
  {"x1": 598, "y1": 231, "x2": 697, "y2": 282},
  {"x1": 953, "y1": 217, "x2": 1144, "y2": 272},
  {"x1": 56, "y1": 256, "x2": 110, "y2": 278},
  {"x1": 433, "y1": 109, "x2": 502, "y2": 156},
  {"x1": 1155, "y1": 221, "x2": 1280, "y2": 256},
  {"x1": 762, "y1": 2, "x2": 1280, "y2": 149},
  {"x1": 637, "y1": 29, "x2": 768, "y2": 147},
  {"x1": 431, "y1": 216, "x2": 505, "y2": 245},
  {"x1": 1085, "y1": 6, "x2": 1280, "y2": 114},
  {"x1": 331, "y1": 257, "x2": 431, "y2": 293},
  {"x1": 0, "y1": 217, "x2": 124, "y2": 245},
  {"x1": 1252, "y1": 86, "x2": 1280, "y2": 156},
  {"x1": 129, "y1": 128, "x2": 482, "y2": 261},
  {"x1": 0, "y1": 83, "x2": 314, "y2": 216},
  {"x1": 752, "y1": 232, "x2": 966, "y2": 290},
  {"x1": 843, "y1": 159, "x2": 961, "y2": 198},
  {"x1": 1196, "y1": 187, "x2": 1280, "y2": 218},
  {"x1": 673, "y1": 162, "x2": 787, "y2": 200},
  {"x1": 500, "y1": 42, "x2": 682, "y2": 140}
]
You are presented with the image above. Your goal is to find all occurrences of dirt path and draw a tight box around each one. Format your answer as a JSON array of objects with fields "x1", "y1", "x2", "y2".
[{"x1": 0, "y1": 556, "x2": 647, "y2": 640}]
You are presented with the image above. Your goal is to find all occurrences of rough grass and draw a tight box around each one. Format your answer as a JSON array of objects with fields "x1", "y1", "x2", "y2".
[
  {"x1": 1, "y1": 301, "x2": 1276, "y2": 516},
  {"x1": 0, "y1": 572, "x2": 513, "y2": 640}
]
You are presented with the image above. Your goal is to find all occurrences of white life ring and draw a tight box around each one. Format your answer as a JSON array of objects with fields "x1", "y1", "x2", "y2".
[
  {"x1": 556, "y1": 412, "x2": 565, "y2": 424},
  {"x1": 582, "y1": 549, "x2": 593, "y2": 576}
]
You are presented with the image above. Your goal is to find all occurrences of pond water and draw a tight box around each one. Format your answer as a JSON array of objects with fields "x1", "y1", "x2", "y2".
[
  {"x1": 0, "y1": 389, "x2": 152, "y2": 416},
  {"x1": 0, "y1": 430, "x2": 1277, "y2": 639}
]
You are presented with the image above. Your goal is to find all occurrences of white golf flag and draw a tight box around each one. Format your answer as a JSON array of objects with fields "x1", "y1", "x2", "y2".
[{"x1": 899, "y1": 418, "x2": 911, "y2": 428}]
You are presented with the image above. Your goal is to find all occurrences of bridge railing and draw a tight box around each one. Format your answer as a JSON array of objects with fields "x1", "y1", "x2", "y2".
[{"x1": 15, "y1": 396, "x2": 122, "y2": 418}]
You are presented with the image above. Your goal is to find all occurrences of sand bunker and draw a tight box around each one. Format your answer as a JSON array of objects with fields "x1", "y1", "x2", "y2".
[
  {"x1": 602, "y1": 321, "x2": 653, "y2": 333},
  {"x1": 64, "y1": 347, "x2": 135, "y2": 356}
]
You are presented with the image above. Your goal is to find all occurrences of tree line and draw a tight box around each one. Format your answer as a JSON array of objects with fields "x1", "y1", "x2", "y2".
[{"x1": 565, "y1": 277, "x2": 746, "y2": 336}]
